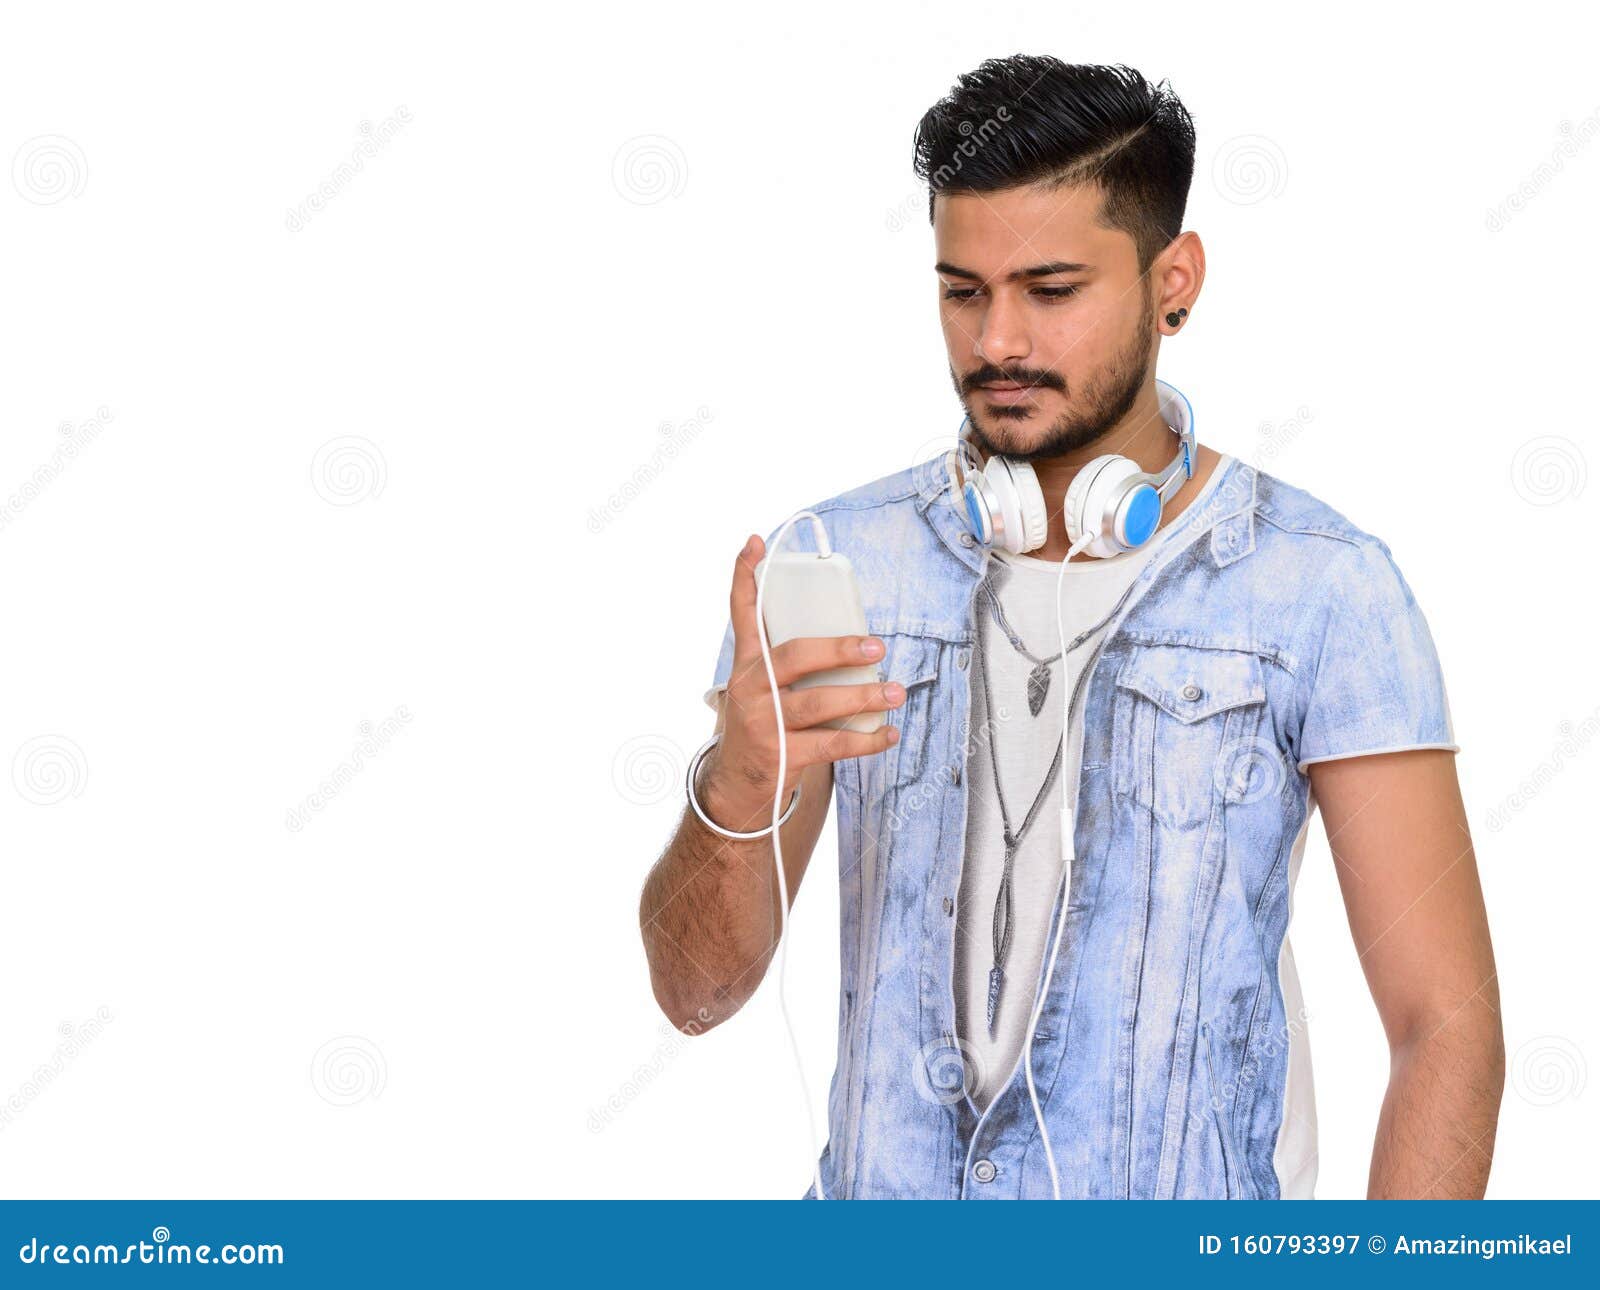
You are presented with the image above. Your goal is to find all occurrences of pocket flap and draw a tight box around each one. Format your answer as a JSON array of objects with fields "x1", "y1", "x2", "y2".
[
  {"x1": 1115, "y1": 644, "x2": 1264, "y2": 724},
  {"x1": 874, "y1": 632, "x2": 943, "y2": 787},
  {"x1": 878, "y1": 632, "x2": 942, "y2": 691}
]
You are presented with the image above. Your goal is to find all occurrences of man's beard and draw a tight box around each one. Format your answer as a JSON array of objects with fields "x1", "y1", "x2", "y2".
[{"x1": 954, "y1": 294, "x2": 1156, "y2": 462}]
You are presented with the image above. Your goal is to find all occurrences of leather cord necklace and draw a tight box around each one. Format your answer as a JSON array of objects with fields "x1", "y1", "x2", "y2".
[{"x1": 972, "y1": 579, "x2": 1063, "y2": 1038}]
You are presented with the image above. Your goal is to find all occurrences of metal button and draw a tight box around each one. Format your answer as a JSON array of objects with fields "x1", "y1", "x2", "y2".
[
  {"x1": 972, "y1": 1159, "x2": 997, "y2": 1184},
  {"x1": 1181, "y1": 683, "x2": 1202, "y2": 702},
  {"x1": 959, "y1": 532, "x2": 976, "y2": 547},
  {"x1": 956, "y1": 649, "x2": 970, "y2": 670},
  {"x1": 942, "y1": 896, "x2": 954, "y2": 916}
]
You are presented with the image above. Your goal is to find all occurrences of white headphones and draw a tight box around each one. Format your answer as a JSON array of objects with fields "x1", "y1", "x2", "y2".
[{"x1": 953, "y1": 379, "x2": 1196, "y2": 559}]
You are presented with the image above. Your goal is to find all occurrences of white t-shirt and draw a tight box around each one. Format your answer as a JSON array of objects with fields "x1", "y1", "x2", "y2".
[
  {"x1": 953, "y1": 536, "x2": 1162, "y2": 1111},
  {"x1": 954, "y1": 457, "x2": 1251, "y2": 1115}
]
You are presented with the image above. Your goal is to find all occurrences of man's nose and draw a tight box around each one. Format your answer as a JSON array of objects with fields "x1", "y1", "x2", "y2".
[{"x1": 973, "y1": 291, "x2": 1029, "y2": 366}]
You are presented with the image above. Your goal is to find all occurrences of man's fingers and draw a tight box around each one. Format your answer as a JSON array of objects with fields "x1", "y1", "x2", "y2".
[
  {"x1": 780, "y1": 681, "x2": 904, "y2": 730},
  {"x1": 769, "y1": 634, "x2": 885, "y2": 688},
  {"x1": 728, "y1": 534, "x2": 765, "y2": 666},
  {"x1": 790, "y1": 722, "x2": 901, "y2": 766}
]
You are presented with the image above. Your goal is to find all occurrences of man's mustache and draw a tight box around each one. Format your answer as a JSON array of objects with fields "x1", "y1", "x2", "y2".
[{"x1": 962, "y1": 368, "x2": 1066, "y2": 393}]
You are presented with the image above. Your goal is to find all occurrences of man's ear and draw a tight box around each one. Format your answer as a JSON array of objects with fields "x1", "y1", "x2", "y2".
[{"x1": 1156, "y1": 230, "x2": 1206, "y2": 320}]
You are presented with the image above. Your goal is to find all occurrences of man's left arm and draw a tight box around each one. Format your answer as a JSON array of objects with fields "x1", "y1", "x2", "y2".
[{"x1": 1310, "y1": 748, "x2": 1504, "y2": 1199}]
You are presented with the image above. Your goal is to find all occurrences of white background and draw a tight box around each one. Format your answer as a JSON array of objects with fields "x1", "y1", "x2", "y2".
[{"x1": 1, "y1": 0, "x2": 1595, "y2": 1200}]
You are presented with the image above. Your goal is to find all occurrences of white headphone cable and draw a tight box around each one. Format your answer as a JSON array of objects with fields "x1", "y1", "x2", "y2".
[
  {"x1": 1020, "y1": 526, "x2": 1099, "y2": 1200},
  {"x1": 753, "y1": 510, "x2": 832, "y2": 1201}
]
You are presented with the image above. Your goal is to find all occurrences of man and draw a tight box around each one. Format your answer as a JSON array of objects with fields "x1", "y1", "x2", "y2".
[{"x1": 638, "y1": 56, "x2": 1503, "y2": 1199}]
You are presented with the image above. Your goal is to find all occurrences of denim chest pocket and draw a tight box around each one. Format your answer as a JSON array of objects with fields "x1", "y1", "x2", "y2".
[
  {"x1": 1112, "y1": 643, "x2": 1269, "y2": 830},
  {"x1": 842, "y1": 632, "x2": 942, "y2": 802}
]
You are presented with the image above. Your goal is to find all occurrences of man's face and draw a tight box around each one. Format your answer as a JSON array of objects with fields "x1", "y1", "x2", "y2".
[{"x1": 935, "y1": 181, "x2": 1156, "y2": 461}]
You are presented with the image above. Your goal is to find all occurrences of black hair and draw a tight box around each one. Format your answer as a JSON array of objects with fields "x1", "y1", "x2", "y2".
[{"x1": 913, "y1": 56, "x2": 1196, "y2": 271}]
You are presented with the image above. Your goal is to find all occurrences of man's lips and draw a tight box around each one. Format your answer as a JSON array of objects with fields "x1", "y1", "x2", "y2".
[{"x1": 978, "y1": 382, "x2": 1046, "y2": 403}]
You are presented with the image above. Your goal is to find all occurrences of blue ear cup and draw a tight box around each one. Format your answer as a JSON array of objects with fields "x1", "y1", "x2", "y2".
[
  {"x1": 962, "y1": 479, "x2": 993, "y2": 545},
  {"x1": 952, "y1": 420, "x2": 1000, "y2": 547},
  {"x1": 1063, "y1": 453, "x2": 1169, "y2": 558},
  {"x1": 959, "y1": 454, "x2": 1048, "y2": 554},
  {"x1": 1119, "y1": 483, "x2": 1161, "y2": 547}
]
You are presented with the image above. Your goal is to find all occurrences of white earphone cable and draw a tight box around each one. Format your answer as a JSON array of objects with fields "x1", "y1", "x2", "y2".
[
  {"x1": 1020, "y1": 527, "x2": 1099, "y2": 1199},
  {"x1": 753, "y1": 510, "x2": 832, "y2": 1201}
]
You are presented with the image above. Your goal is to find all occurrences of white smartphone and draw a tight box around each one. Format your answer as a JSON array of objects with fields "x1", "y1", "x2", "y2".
[{"x1": 752, "y1": 551, "x2": 885, "y2": 734}]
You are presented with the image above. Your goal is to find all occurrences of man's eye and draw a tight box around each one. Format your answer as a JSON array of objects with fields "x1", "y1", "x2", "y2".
[{"x1": 941, "y1": 285, "x2": 1081, "y2": 302}]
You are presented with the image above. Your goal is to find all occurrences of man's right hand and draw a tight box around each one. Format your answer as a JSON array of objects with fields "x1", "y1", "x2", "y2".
[{"x1": 701, "y1": 533, "x2": 905, "y2": 830}]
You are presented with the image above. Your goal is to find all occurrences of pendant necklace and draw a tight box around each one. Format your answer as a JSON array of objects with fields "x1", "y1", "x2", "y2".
[
  {"x1": 973, "y1": 581, "x2": 1063, "y2": 1038},
  {"x1": 980, "y1": 578, "x2": 1062, "y2": 718}
]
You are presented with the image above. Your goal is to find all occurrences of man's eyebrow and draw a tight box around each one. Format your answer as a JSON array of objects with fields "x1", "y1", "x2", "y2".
[{"x1": 934, "y1": 260, "x2": 1093, "y2": 282}]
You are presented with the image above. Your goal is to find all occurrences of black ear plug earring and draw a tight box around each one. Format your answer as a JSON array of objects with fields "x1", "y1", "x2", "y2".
[{"x1": 1165, "y1": 306, "x2": 1189, "y2": 328}]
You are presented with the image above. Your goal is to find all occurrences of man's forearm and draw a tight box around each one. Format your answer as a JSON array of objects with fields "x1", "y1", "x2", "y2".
[
  {"x1": 638, "y1": 782, "x2": 781, "y2": 1034},
  {"x1": 1367, "y1": 1022, "x2": 1506, "y2": 1198}
]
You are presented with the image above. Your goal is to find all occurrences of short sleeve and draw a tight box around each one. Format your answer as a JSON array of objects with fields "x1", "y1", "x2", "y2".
[
  {"x1": 1295, "y1": 538, "x2": 1458, "y2": 772},
  {"x1": 702, "y1": 615, "x2": 737, "y2": 712}
]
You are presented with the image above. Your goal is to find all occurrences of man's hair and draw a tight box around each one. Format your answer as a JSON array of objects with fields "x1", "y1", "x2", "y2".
[{"x1": 913, "y1": 56, "x2": 1196, "y2": 272}]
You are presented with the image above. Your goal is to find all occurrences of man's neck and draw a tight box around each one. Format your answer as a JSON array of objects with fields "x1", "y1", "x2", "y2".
[{"x1": 979, "y1": 384, "x2": 1221, "y2": 562}]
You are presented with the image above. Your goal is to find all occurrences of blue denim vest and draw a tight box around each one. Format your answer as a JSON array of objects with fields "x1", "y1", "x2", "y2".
[{"x1": 707, "y1": 452, "x2": 1455, "y2": 1199}]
